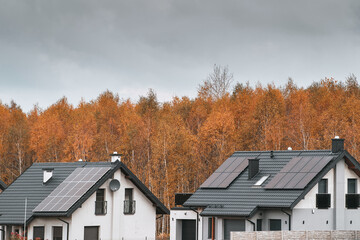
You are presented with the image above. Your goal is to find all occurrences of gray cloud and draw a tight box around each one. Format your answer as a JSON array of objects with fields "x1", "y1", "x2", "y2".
[{"x1": 0, "y1": 0, "x2": 360, "y2": 112}]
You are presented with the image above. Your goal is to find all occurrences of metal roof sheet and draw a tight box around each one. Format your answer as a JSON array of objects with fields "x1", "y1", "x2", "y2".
[
  {"x1": 0, "y1": 161, "x2": 169, "y2": 225},
  {"x1": 184, "y1": 150, "x2": 343, "y2": 217}
]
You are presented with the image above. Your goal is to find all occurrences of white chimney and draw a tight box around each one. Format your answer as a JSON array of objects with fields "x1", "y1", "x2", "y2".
[
  {"x1": 110, "y1": 152, "x2": 122, "y2": 162},
  {"x1": 43, "y1": 169, "x2": 53, "y2": 183}
]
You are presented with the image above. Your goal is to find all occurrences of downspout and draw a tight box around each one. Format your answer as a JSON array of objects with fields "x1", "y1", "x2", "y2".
[
  {"x1": 58, "y1": 218, "x2": 69, "y2": 240},
  {"x1": 189, "y1": 208, "x2": 199, "y2": 240},
  {"x1": 212, "y1": 217, "x2": 215, "y2": 240},
  {"x1": 0, "y1": 227, "x2": 5, "y2": 240},
  {"x1": 247, "y1": 219, "x2": 255, "y2": 231},
  {"x1": 281, "y1": 209, "x2": 291, "y2": 230}
]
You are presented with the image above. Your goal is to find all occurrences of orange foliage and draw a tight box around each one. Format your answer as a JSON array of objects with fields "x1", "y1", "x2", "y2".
[{"x1": 1, "y1": 76, "x2": 360, "y2": 235}]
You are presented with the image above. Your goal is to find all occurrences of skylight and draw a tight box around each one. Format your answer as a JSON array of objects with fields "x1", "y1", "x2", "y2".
[{"x1": 254, "y1": 175, "x2": 270, "y2": 186}]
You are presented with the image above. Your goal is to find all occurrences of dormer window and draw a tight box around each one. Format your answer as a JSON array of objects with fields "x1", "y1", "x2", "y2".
[{"x1": 43, "y1": 168, "x2": 53, "y2": 184}]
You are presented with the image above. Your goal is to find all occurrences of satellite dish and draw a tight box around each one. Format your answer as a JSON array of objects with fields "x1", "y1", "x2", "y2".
[{"x1": 109, "y1": 179, "x2": 120, "y2": 192}]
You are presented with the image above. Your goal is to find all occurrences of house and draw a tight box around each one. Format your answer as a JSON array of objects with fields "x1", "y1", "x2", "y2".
[
  {"x1": 0, "y1": 153, "x2": 169, "y2": 240},
  {"x1": 170, "y1": 138, "x2": 360, "y2": 240}
]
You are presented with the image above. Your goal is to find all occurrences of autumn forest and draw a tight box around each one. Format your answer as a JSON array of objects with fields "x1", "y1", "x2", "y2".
[{"x1": 1, "y1": 67, "x2": 360, "y2": 235}]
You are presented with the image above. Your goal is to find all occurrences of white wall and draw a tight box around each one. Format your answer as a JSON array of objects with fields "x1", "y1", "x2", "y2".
[
  {"x1": 170, "y1": 209, "x2": 199, "y2": 240},
  {"x1": 293, "y1": 158, "x2": 360, "y2": 230},
  {"x1": 28, "y1": 217, "x2": 70, "y2": 240},
  {"x1": 294, "y1": 168, "x2": 335, "y2": 209},
  {"x1": 248, "y1": 210, "x2": 290, "y2": 232},
  {"x1": 28, "y1": 168, "x2": 157, "y2": 240}
]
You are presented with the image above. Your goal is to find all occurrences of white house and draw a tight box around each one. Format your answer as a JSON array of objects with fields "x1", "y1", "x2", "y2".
[
  {"x1": 171, "y1": 138, "x2": 360, "y2": 240},
  {"x1": 0, "y1": 153, "x2": 169, "y2": 240}
]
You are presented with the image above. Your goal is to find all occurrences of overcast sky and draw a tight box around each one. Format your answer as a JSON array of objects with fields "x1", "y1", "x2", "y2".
[{"x1": 1, "y1": 0, "x2": 360, "y2": 112}]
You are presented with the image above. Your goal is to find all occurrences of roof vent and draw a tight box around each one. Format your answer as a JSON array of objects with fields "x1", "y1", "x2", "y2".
[
  {"x1": 110, "y1": 152, "x2": 122, "y2": 162},
  {"x1": 248, "y1": 159, "x2": 259, "y2": 179},
  {"x1": 43, "y1": 169, "x2": 53, "y2": 184},
  {"x1": 288, "y1": 147, "x2": 292, "y2": 151},
  {"x1": 332, "y1": 137, "x2": 344, "y2": 153}
]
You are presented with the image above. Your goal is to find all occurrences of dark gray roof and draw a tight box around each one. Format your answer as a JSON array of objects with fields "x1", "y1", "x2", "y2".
[
  {"x1": 183, "y1": 150, "x2": 356, "y2": 217},
  {"x1": 0, "y1": 161, "x2": 169, "y2": 225}
]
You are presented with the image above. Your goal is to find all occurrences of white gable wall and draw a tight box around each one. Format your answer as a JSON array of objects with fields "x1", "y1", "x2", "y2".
[
  {"x1": 292, "y1": 158, "x2": 360, "y2": 230},
  {"x1": 28, "y1": 168, "x2": 157, "y2": 240}
]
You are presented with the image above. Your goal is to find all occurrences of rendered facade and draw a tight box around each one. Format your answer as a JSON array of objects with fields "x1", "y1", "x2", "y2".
[
  {"x1": 171, "y1": 138, "x2": 360, "y2": 240},
  {"x1": 0, "y1": 154, "x2": 169, "y2": 240}
]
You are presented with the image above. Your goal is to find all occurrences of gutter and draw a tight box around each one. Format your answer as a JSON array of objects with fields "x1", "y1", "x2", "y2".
[
  {"x1": 58, "y1": 218, "x2": 69, "y2": 240},
  {"x1": 281, "y1": 209, "x2": 291, "y2": 230},
  {"x1": 247, "y1": 219, "x2": 255, "y2": 231}
]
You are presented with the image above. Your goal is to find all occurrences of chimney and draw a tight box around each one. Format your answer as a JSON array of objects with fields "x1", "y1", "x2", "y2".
[
  {"x1": 110, "y1": 152, "x2": 122, "y2": 162},
  {"x1": 43, "y1": 168, "x2": 53, "y2": 184},
  {"x1": 332, "y1": 137, "x2": 344, "y2": 153},
  {"x1": 248, "y1": 159, "x2": 259, "y2": 179}
]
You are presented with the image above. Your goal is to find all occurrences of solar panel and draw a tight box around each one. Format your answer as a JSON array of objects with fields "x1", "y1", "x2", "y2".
[
  {"x1": 200, "y1": 157, "x2": 248, "y2": 188},
  {"x1": 33, "y1": 167, "x2": 111, "y2": 212},
  {"x1": 265, "y1": 156, "x2": 333, "y2": 189}
]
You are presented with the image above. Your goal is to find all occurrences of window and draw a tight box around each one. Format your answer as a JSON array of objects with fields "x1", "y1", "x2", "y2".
[
  {"x1": 346, "y1": 179, "x2": 359, "y2": 209},
  {"x1": 256, "y1": 219, "x2": 262, "y2": 231},
  {"x1": 53, "y1": 226, "x2": 62, "y2": 240},
  {"x1": 317, "y1": 179, "x2": 331, "y2": 209},
  {"x1": 318, "y1": 179, "x2": 328, "y2": 193},
  {"x1": 84, "y1": 226, "x2": 99, "y2": 240},
  {"x1": 124, "y1": 188, "x2": 136, "y2": 214},
  {"x1": 33, "y1": 226, "x2": 45, "y2": 240},
  {"x1": 208, "y1": 217, "x2": 216, "y2": 239},
  {"x1": 269, "y1": 219, "x2": 281, "y2": 231},
  {"x1": 348, "y1": 179, "x2": 357, "y2": 194},
  {"x1": 95, "y1": 189, "x2": 107, "y2": 215},
  {"x1": 254, "y1": 176, "x2": 270, "y2": 187},
  {"x1": 223, "y1": 219, "x2": 245, "y2": 240}
]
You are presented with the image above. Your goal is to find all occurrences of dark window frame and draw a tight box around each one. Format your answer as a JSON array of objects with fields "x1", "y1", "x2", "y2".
[
  {"x1": 33, "y1": 226, "x2": 45, "y2": 240},
  {"x1": 256, "y1": 219, "x2": 262, "y2": 231},
  {"x1": 348, "y1": 179, "x2": 357, "y2": 194},
  {"x1": 318, "y1": 179, "x2": 328, "y2": 194},
  {"x1": 95, "y1": 188, "x2": 107, "y2": 215},
  {"x1": 269, "y1": 219, "x2": 281, "y2": 231},
  {"x1": 124, "y1": 188, "x2": 136, "y2": 214},
  {"x1": 53, "y1": 226, "x2": 63, "y2": 240},
  {"x1": 84, "y1": 226, "x2": 99, "y2": 240}
]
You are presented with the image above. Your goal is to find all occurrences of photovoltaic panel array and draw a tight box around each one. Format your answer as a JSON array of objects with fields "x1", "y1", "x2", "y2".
[
  {"x1": 33, "y1": 167, "x2": 111, "y2": 212},
  {"x1": 200, "y1": 157, "x2": 248, "y2": 188},
  {"x1": 265, "y1": 156, "x2": 333, "y2": 189}
]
